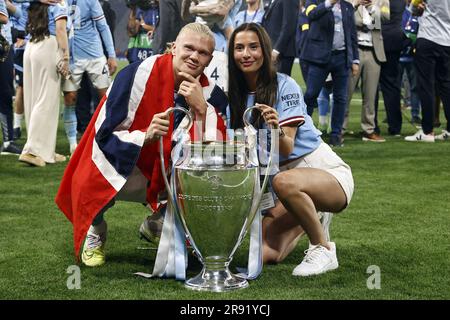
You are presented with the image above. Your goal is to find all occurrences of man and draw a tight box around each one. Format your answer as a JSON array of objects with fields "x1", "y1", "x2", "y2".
[
  {"x1": 301, "y1": 0, "x2": 359, "y2": 147},
  {"x1": 0, "y1": 0, "x2": 22, "y2": 155},
  {"x1": 62, "y1": 0, "x2": 117, "y2": 155},
  {"x1": 55, "y1": 23, "x2": 228, "y2": 267},
  {"x1": 152, "y1": 0, "x2": 187, "y2": 54},
  {"x1": 345, "y1": 0, "x2": 389, "y2": 142},
  {"x1": 405, "y1": 0, "x2": 450, "y2": 142},
  {"x1": 376, "y1": 0, "x2": 405, "y2": 136},
  {"x1": 262, "y1": 0, "x2": 299, "y2": 75}
]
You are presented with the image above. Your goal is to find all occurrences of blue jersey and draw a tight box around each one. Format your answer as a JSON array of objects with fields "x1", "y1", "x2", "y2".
[
  {"x1": 10, "y1": 1, "x2": 28, "y2": 31},
  {"x1": 136, "y1": 7, "x2": 159, "y2": 26},
  {"x1": 233, "y1": 9, "x2": 264, "y2": 28},
  {"x1": 245, "y1": 73, "x2": 322, "y2": 162},
  {"x1": 0, "y1": 0, "x2": 12, "y2": 44},
  {"x1": 48, "y1": 1, "x2": 68, "y2": 36},
  {"x1": 68, "y1": 0, "x2": 115, "y2": 60},
  {"x1": 0, "y1": 0, "x2": 5, "y2": 16}
]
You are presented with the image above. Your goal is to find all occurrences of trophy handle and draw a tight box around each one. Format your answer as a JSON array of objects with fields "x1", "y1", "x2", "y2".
[
  {"x1": 236, "y1": 106, "x2": 276, "y2": 246},
  {"x1": 159, "y1": 106, "x2": 193, "y2": 207}
]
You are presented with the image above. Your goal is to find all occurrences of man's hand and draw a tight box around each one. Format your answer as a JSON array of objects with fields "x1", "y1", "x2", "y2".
[
  {"x1": 271, "y1": 50, "x2": 279, "y2": 63},
  {"x1": 14, "y1": 38, "x2": 25, "y2": 48},
  {"x1": 190, "y1": 0, "x2": 234, "y2": 18},
  {"x1": 359, "y1": 0, "x2": 372, "y2": 7},
  {"x1": 145, "y1": 108, "x2": 173, "y2": 144},
  {"x1": 352, "y1": 63, "x2": 359, "y2": 76},
  {"x1": 329, "y1": 0, "x2": 339, "y2": 5},
  {"x1": 177, "y1": 71, "x2": 207, "y2": 118},
  {"x1": 107, "y1": 57, "x2": 117, "y2": 76}
]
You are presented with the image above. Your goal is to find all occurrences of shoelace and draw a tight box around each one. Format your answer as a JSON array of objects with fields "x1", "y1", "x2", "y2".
[
  {"x1": 86, "y1": 233, "x2": 103, "y2": 249},
  {"x1": 303, "y1": 245, "x2": 326, "y2": 264}
]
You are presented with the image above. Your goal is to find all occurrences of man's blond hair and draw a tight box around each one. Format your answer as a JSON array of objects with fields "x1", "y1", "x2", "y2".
[{"x1": 176, "y1": 22, "x2": 215, "y2": 47}]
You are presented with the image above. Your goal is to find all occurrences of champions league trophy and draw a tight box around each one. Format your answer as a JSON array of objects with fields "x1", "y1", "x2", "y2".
[{"x1": 160, "y1": 106, "x2": 275, "y2": 292}]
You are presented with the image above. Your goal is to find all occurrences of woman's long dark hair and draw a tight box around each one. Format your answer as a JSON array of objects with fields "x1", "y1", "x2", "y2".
[
  {"x1": 26, "y1": 3, "x2": 49, "y2": 43},
  {"x1": 228, "y1": 23, "x2": 278, "y2": 129}
]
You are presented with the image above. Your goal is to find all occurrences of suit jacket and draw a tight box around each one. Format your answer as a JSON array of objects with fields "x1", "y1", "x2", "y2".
[
  {"x1": 354, "y1": 0, "x2": 390, "y2": 63},
  {"x1": 300, "y1": 0, "x2": 358, "y2": 67},
  {"x1": 262, "y1": 0, "x2": 299, "y2": 58},
  {"x1": 152, "y1": 0, "x2": 191, "y2": 54},
  {"x1": 381, "y1": 0, "x2": 407, "y2": 53}
]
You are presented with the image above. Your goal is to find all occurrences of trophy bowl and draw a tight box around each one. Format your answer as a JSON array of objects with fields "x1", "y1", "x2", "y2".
[{"x1": 160, "y1": 106, "x2": 273, "y2": 292}]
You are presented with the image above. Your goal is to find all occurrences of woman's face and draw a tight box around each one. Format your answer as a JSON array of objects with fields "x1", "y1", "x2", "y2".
[{"x1": 233, "y1": 30, "x2": 264, "y2": 75}]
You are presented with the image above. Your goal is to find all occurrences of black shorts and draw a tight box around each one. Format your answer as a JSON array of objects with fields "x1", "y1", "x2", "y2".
[{"x1": 14, "y1": 47, "x2": 24, "y2": 87}]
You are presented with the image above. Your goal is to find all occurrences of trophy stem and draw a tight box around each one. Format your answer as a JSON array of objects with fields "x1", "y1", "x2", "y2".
[{"x1": 184, "y1": 257, "x2": 248, "y2": 292}]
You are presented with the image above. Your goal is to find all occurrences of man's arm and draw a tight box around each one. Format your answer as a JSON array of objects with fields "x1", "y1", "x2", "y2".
[
  {"x1": 305, "y1": 0, "x2": 335, "y2": 21},
  {"x1": 92, "y1": 0, "x2": 117, "y2": 75},
  {"x1": 0, "y1": 0, "x2": 8, "y2": 24},
  {"x1": 5, "y1": 0, "x2": 20, "y2": 18}
]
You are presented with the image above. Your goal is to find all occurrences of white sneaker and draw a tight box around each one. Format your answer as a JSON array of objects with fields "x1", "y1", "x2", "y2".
[
  {"x1": 404, "y1": 129, "x2": 435, "y2": 142},
  {"x1": 435, "y1": 130, "x2": 450, "y2": 141},
  {"x1": 292, "y1": 242, "x2": 338, "y2": 277}
]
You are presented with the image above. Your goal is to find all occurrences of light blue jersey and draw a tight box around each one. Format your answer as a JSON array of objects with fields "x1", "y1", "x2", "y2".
[
  {"x1": 0, "y1": 0, "x2": 12, "y2": 44},
  {"x1": 68, "y1": 0, "x2": 115, "y2": 60},
  {"x1": 0, "y1": 0, "x2": 6, "y2": 16},
  {"x1": 211, "y1": 0, "x2": 242, "y2": 52},
  {"x1": 10, "y1": 1, "x2": 28, "y2": 31},
  {"x1": 233, "y1": 9, "x2": 264, "y2": 28},
  {"x1": 246, "y1": 73, "x2": 322, "y2": 162},
  {"x1": 48, "y1": 2, "x2": 68, "y2": 36}
]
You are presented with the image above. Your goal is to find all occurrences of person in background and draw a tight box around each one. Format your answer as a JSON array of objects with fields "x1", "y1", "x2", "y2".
[
  {"x1": 10, "y1": 0, "x2": 28, "y2": 140},
  {"x1": 301, "y1": 0, "x2": 359, "y2": 147},
  {"x1": 151, "y1": 0, "x2": 187, "y2": 54},
  {"x1": 261, "y1": 0, "x2": 299, "y2": 75},
  {"x1": 345, "y1": 0, "x2": 390, "y2": 143},
  {"x1": 19, "y1": 1, "x2": 70, "y2": 166},
  {"x1": 234, "y1": 0, "x2": 264, "y2": 27},
  {"x1": 399, "y1": 0, "x2": 421, "y2": 126},
  {"x1": 405, "y1": 0, "x2": 450, "y2": 142},
  {"x1": 0, "y1": 0, "x2": 22, "y2": 155},
  {"x1": 62, "y1": 0, "x2": 117, "y2": 156},
  {"x1": 376, "y1": 0, "x2": 406, "y2": 136}
]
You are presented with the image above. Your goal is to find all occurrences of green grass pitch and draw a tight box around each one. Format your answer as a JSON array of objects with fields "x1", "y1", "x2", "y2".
[{"x1": 0, "y1": 61, "x2": 449, "y2": 300}]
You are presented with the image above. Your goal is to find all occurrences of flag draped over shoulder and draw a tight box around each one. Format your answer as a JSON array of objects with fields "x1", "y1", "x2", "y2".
[{"x1": 55, "y1": 53, "x2": 227, "y2": 258}]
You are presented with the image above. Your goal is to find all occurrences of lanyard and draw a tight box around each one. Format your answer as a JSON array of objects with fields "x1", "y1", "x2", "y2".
[{"x1": 244, "y1": 9, "x2": 259, "y2": 23}]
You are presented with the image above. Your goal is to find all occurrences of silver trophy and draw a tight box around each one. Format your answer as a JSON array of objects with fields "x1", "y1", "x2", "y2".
[{"x1": 160, "y1": 106, "x2": 274, "y2": 292}]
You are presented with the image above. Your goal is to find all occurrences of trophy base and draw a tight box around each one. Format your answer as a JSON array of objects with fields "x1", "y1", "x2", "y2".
[{"x1": 185, "y1": 267, "x2": 248, "y2": 292}]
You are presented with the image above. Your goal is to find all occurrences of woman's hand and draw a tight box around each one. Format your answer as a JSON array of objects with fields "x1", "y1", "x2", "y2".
[
  {"x1": 57, "y1": 58, "x2": 70, "y2": 79},
  {"x1": 256, "y1": 103, "x2": 279, "y2": 128}
]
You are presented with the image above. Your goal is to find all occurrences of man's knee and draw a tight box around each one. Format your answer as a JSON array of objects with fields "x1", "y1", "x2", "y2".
[{"x1": 64, "y1": 91, "x2": 77, "y2": 106}]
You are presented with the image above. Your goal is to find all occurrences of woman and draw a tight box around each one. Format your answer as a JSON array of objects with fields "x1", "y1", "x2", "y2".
[
  {"x1": 228, "y1": 23, "x2": 354, "y2": 276},
  {"x1": 19, "y1": 1, "x2": 69, "y2": 167}
]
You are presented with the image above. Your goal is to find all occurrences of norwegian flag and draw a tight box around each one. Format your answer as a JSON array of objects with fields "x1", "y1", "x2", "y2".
[{"x1": 55, "y1": 54, "x2": 227, "y2": 258}]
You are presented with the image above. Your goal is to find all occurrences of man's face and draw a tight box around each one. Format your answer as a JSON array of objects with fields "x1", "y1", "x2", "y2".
[{"x1": 172, "y1": 30, "x2": 214, "y2": 80}]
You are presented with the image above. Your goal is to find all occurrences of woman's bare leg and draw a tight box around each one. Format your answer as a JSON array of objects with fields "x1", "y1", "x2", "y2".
[{"x1": 272, "y1": 168, "x2": 347, "y2": 250}]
